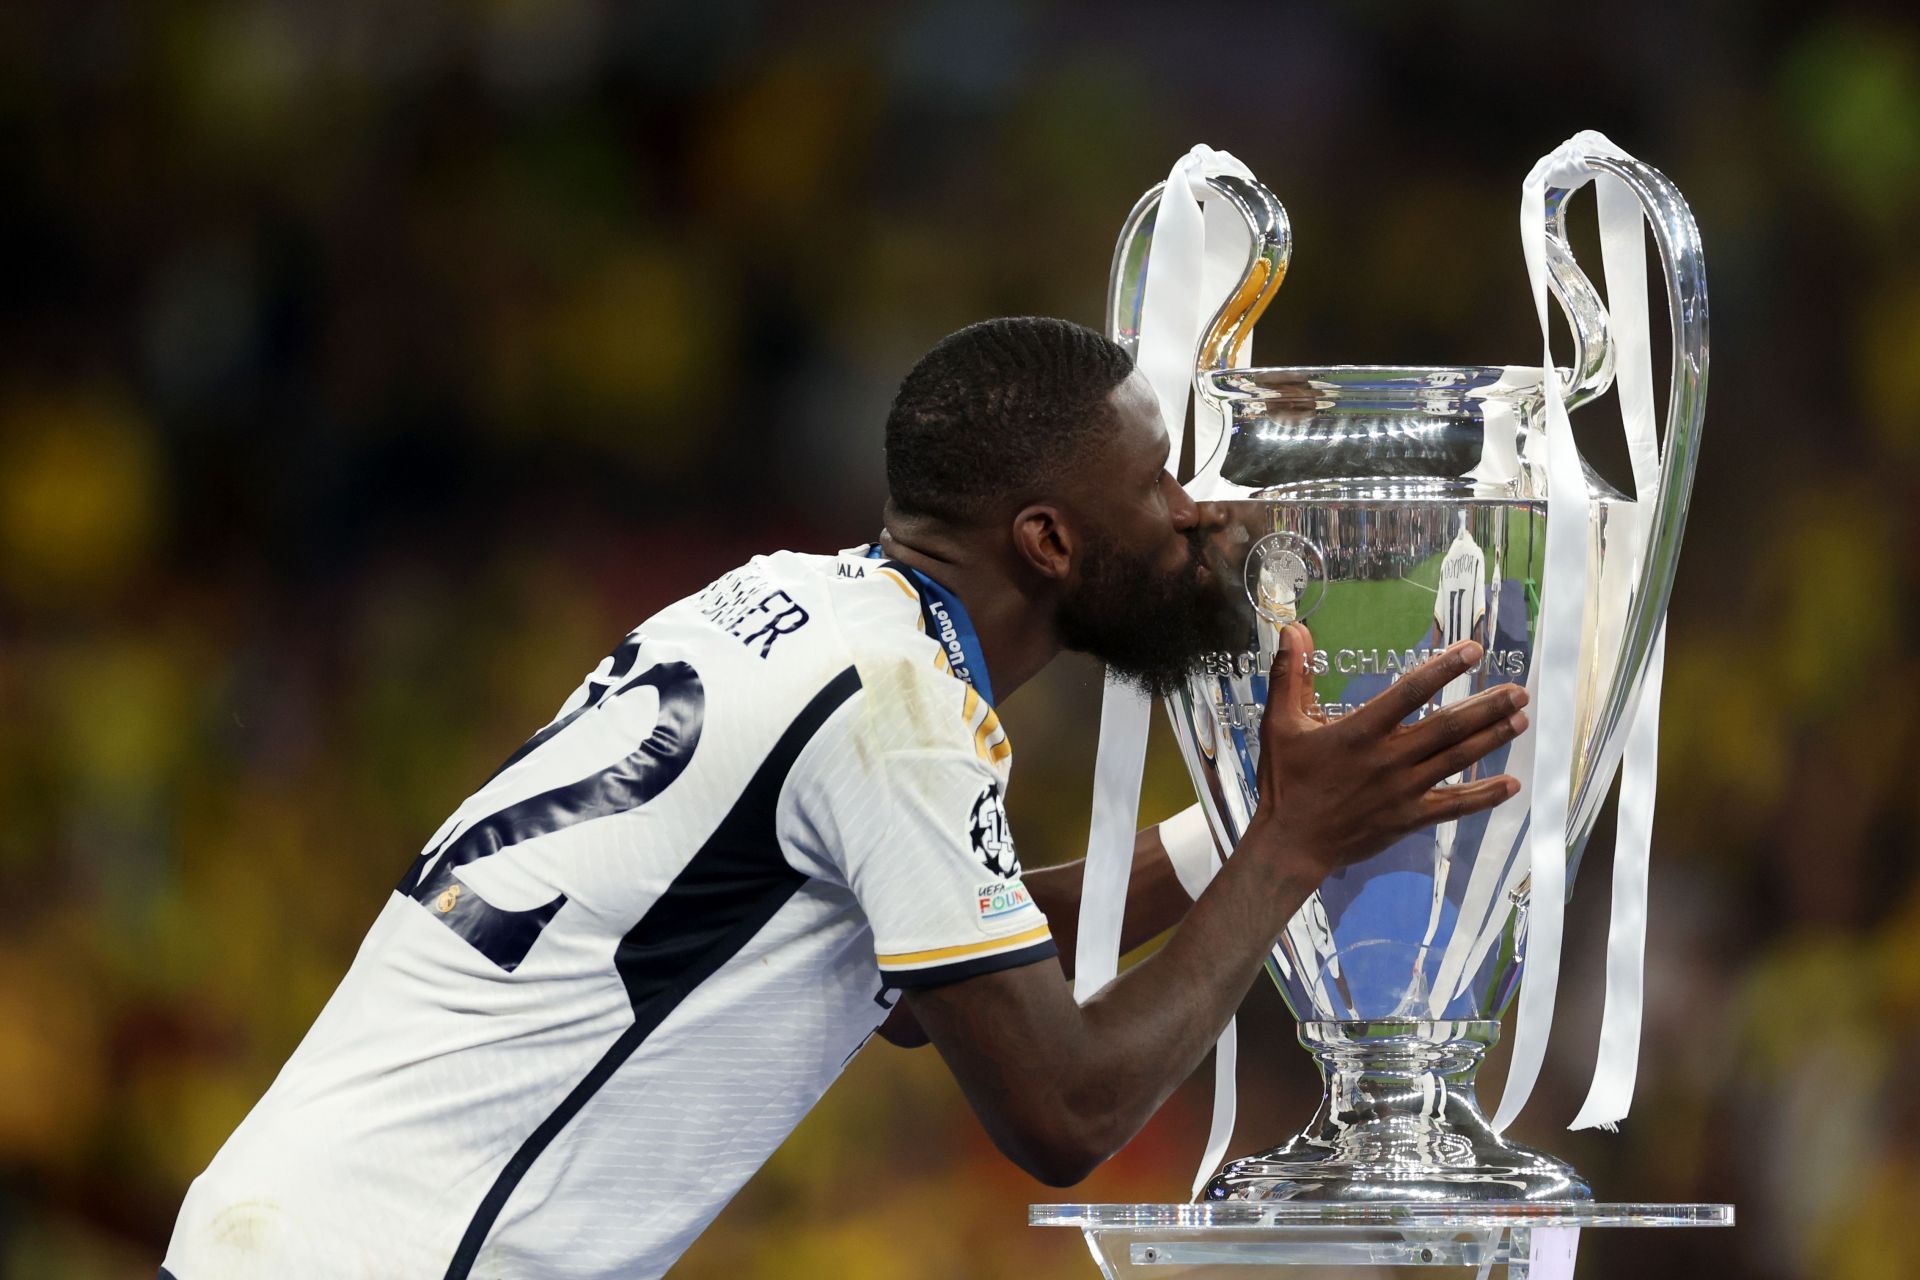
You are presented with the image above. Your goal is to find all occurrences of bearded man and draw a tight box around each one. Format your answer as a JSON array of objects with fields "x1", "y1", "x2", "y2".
[{"x1": 160, "y1": 317, "x2": 1528, "y2": 1280}]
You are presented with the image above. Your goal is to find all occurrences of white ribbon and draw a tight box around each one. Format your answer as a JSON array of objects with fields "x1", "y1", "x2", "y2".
[
  {"x1": 1191, "y1": 1012, "x2": 1237, "y2": 1199},
  {"x1": 1487, "y1": 135, "x2": 1599, "y2": 1135},
  {"x1": 1568, "y1": 156, "x2": 1669, "y2": 1132},
  {"x1": 1493, "y1": 130, "x2": 1672, "y2": 1135},
  {"x1": 1074, "y1": 680, "x2": 1153, "y2": 1006},
  {"x1": 1075, "y1": 144, "x2": 1254, "y2": 1196}
]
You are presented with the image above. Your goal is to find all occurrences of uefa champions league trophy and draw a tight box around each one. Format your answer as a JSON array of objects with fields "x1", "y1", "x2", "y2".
[{"x1": 1113, "y1": 141, "x2": 1708, "y2": 1204}]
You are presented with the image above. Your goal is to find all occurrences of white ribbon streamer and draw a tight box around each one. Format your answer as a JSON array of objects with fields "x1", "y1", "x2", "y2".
[
  {"x1": 1075, "y1": 144, "x2": 1254, "y2": 1196},
  {"x1": 1488, "y1": 136, "x2": 1599, "y2": 1135},
  {"x1": 1192, "y1": 1015, "x2": 1237, "y2": 1200},
  {"x1": 1159, "y1": 802, "x2": 1226, "y2": 899},
  {"x1": 1473, "y1": 1231, "x2": 1502, "y2": 1280},
  {"x1": 1153, "y1": 803, "x2": 1240, "y2": 1198},
  {"x1": 1074, "y1": 679, "x2": 1153, "y2": 1003},
  {"x1": 1493, "y1": 130, "x2": 1675, "y2": 1135},
  {"x1": 1568, "y1": 159, "x2": 1669, "y2": 1132},
  {"x1": 1573, "y1": 624, "x2": 1662, "y2": 1129}
]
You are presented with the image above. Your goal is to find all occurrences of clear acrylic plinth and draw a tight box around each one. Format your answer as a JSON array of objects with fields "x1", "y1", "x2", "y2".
[{"x1": 1031, "y1": 1202, "x2": 1733, "y2": 1279}]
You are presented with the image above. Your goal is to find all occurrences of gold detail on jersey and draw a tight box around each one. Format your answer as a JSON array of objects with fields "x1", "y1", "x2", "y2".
[
  {"x1": 877, "y1": 923, "x2": 1052, "y2": 967},
  {"x1": 927, "y1": 644, "x2": 1008, "y2": 765},
  {"x1": 962, "y1": 684, "x2": 1010, "y2": 766},
  {"x1": 436, "y1": 884, "x2": 462, "y2": 914},
  {"x1": 875, "y1": 566, "x2": 921, "y2": 607}
]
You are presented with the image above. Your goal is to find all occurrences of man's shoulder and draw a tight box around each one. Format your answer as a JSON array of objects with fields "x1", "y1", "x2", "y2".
[
  {"x1": 841, "y1": 633, "x2": 1010, "y2": 773},
  {"x1": 648, "y1": 547, "x2": 936, "y2": 691},
  {"x1": 656, "y1": 545, "x2": 1001, "y2": 761}
]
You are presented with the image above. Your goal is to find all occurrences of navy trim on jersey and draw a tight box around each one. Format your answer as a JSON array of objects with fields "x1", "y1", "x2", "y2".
[
  {"x1": 880, "y1": 937, "x2": 1059, "y2": 990},
  {"x1": 442, "y1": 665, "x2": 864, "y2": 1280},
  {"x1": 402, "y1": 660, "x2": 706, "y2": 972},
  {"x1": 157, "y1": 1269, "x2": 180, "y2": 1280},
  {"x1": 481, "y1": 632, "x2": 644, "y2": 785},
  {"x1": 862, "y1": 545, "x2": 995, "y2": 705}
]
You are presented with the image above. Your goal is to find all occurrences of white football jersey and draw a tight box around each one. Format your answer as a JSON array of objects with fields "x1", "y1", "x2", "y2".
[{"x1": 162, "y1": 547, "x2": 1052, "y2": 1280}]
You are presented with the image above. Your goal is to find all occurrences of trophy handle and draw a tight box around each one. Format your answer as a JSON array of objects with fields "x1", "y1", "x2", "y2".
[
  {"x1": 1542, "y1": 186, "x2": 1616, "y2": 410},
  {"x1": 1563, "y1": 153, "x2": 1710, "y2": 841},
  {"x1": 1105, "y1": 174, "x2": 1293, "y2": 370},
  {"x1": 1110, "y1": 170, "x2": 1597, "y2": 400}
]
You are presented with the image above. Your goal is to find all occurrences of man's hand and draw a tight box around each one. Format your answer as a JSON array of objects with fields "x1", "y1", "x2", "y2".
[
  {"x1": 1244, "y1": 622, "x2": 1527, "y2": 883},
  {"x1": 903, "y1": 622, "x2": 1531, "y2": 1187}
]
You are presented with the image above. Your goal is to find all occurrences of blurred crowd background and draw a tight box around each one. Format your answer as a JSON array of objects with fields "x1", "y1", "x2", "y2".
[{"x1": 2, "y1": 1, "x2": 1917, "y2": 1277}]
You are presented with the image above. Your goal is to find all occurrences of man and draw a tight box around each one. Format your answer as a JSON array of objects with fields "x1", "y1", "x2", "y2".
[{"x1": 161, "y1": 317, "x2": 1527, "y2": 1279}]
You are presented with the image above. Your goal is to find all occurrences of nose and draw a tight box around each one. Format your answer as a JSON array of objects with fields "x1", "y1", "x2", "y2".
[
  {"x1": 1164, "y1": 472, "x2": 1201, "y2": 530},
  {"x1": 1192, "y1": 499, "x2": 1230, "y2": 533}
]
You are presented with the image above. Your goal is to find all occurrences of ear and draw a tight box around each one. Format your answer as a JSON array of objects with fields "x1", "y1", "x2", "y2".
[{"x1": 1011, "y1": 502, "x2": 1074, "y2": 582}]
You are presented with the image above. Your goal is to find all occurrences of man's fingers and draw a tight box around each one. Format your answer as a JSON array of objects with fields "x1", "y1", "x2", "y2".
[
  {"x1": 1398, "y1": 684, "x2": 1529, "y2": 766},
  {"x1": 1408, "y1": 712, "x2": 1530, "y2": 791},
  {"x1": 1348, "y1": 640, "x2": 1484, "y2": 735},
  {"x1": 1260, "y1": 623, "x2": 1317, "y2": 734},
  {"x1": 1293, "y1": 624, "x2": 1322, "y2": 720},
  {"x1": 1420, "y1": 775, "x2": 1522, "y2": 824}
]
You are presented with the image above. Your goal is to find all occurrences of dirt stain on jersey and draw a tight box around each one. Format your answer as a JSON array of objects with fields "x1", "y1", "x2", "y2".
[
  {"x1": 851, "y1": 650, "x2": 952, "y2": 760},
  {"x1": 210, "y1": 1199, "x2": 281, "y2": 1242}
]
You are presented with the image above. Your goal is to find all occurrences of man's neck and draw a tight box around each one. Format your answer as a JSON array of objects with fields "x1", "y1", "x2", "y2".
[{"x1": 877, "y1": 509, "x2": 1060, "y2": 701}]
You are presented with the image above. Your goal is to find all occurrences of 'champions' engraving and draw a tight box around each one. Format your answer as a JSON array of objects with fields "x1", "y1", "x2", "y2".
[
  {"x1": 1198, "y1": 644, "x2": 1527, "y2": 728},
  {"x1": 1199, "y1": 646, "x2": 1527, "y2": 679}
]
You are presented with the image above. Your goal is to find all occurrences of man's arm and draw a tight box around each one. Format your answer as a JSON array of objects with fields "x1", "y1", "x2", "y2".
[
  {"x1": 1023, "y1": 822, "x2": 1198, "y2": 974},
  {"x1": 903, "y1": 626, "x2": 1528, "y2": 1185},
  {"x1": 876, "y1": 822, "x2": 1193, "y2": 1048}
]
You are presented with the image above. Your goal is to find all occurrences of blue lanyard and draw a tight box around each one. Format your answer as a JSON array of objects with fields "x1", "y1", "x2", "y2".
[{"x1": 864, "y1": 543, "x2": 995, "y2": 706}]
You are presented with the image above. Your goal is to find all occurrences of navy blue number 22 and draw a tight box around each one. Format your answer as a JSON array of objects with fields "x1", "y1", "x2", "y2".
[{"x1": 398, "y1": 649, "x2": 705, "y2": 972}]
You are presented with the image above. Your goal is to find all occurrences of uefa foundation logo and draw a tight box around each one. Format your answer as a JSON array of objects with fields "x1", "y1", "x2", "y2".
[{"x1": 1245, "y1": 532, "x2": 1326, "y2": 624}]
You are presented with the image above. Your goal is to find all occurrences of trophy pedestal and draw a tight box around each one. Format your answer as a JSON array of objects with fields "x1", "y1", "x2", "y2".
[
  {"x1": 1205, "y1": 1020, "x2": 1588, "y2": 1203},
  {"x1": 1030, "y1": 1202, "x2": 1733, "y2": 1279}
]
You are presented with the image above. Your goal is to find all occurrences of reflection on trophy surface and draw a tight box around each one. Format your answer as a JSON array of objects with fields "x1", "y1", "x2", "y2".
[
  {"x1": 1180, "y1": 426, "x2": 1578, "y2": 1202},
  {"x1": 1121, "y1": 147, "x2": 1707, "y2": 1202}
]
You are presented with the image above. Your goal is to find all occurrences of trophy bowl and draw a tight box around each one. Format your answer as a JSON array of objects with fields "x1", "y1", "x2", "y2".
[{"x1": 1115, "y1": 152, "x2": 1706, "y2": 1202}]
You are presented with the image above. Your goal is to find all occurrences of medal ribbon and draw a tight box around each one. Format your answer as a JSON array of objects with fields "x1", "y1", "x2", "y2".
[
  {"x1": 897, "y1": 565, "x2": 996, "y2": 708},
  {"x1": 866, "y1": 546, "x2": 996, "y2": 706}
]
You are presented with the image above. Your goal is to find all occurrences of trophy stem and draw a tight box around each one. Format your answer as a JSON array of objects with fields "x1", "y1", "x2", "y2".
[{"x1": 1201, "y1": 1019, "x2": 1592, "y2": 1203}]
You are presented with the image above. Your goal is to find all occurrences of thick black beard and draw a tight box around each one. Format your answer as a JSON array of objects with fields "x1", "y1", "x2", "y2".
[{"x1": 1057, "y1": 528, "x2": 1246, "y2": 698}]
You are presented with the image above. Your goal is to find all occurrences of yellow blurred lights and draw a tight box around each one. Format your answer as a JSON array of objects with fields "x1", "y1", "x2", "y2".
[{"x1": 0, "y1": 394, "x2": 164, "y2": 608}]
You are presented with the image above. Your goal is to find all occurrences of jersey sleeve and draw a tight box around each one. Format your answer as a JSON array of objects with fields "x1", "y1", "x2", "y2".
[{"x1": 782, "y1": 661, "x2": 1055, "y2": 989}]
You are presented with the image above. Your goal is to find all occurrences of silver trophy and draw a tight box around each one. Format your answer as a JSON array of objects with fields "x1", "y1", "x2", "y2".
[{"x1": 1111, "y1": 152, "x2": 1706, "y2": 1202}]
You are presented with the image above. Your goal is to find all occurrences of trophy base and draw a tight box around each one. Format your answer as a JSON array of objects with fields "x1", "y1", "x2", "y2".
[
  {"x1": 1202, "y1": 1019, "x2": 1592, "y2": 1203},
  {"x1": 1031, "y1": 1202, "x2": 1734, "y2": 1279}
]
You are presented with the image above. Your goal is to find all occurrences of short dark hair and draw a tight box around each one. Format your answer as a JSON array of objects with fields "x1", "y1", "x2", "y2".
[{"x1": 884, "y1": 317, "x2": 1135, "y2": 524}]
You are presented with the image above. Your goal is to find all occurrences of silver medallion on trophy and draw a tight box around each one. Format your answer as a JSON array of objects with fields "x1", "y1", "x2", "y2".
[{"x1": 1091, "y1": 135, "x2": 1709, "y2": 1205}]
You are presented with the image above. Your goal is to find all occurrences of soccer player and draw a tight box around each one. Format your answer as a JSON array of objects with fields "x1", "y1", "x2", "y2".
[{"x1": 160, "y1": 318, "x2": 1528, "y2": 1279}]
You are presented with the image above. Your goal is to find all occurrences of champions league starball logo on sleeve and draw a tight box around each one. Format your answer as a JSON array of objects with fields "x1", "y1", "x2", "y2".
[{"x1": 969, "y1": 783, "x2": 1019, "y2": 879}]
